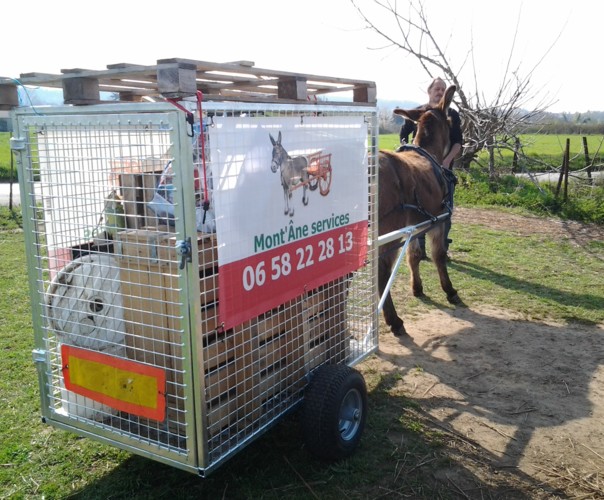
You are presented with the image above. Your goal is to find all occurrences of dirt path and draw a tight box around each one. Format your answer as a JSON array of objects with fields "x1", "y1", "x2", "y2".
[{"x1": 368, "y1": 208, "x2": 604, "y2": 498}]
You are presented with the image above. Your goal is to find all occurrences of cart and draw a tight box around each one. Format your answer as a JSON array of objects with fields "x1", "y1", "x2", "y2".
[
  {"x1": 306, "y1": 151, "x2": 333, "y2": 196},
  {"x1": 5, "y1": 59, "x2": 380, "y2": 476}
]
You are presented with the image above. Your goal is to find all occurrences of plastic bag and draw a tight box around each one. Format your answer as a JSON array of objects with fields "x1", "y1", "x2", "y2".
[{"x1": 148, "y1": 161, "x2": 215, "y2": 233}]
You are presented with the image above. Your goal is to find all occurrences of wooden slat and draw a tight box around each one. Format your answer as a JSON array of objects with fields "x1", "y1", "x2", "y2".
[{"x1": 1, "y1": 57, "x2": 377, "y2": 107}]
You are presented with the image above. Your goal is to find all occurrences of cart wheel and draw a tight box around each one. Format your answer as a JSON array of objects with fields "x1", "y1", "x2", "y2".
[
  {"x1": 308, "y1": 177, "x2": 319, "y2": 191},
  {"x1": 302, "y1": 364, "x2": 367, "y2": 461},
  {"x1": 318, "y1": 167, "x2": 332, "y2": 196}
]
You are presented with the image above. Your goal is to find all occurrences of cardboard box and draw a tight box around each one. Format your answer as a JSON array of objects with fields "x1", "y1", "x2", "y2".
[{"x1": 116, "y1": 228, "x2": 219, "y2": 435}]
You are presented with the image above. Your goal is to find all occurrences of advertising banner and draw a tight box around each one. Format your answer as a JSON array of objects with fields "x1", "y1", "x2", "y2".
[{"x1": 209, "y1": 116, "x2": 368, "y2": 329}]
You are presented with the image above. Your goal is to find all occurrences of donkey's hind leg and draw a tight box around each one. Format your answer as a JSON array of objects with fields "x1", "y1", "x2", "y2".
[
  {"x1": 406, "y1": 237, "x2": 425, "y2": 297},
  {"x1": 429, "y1": 226, "x2": 461, "y2": 304}
]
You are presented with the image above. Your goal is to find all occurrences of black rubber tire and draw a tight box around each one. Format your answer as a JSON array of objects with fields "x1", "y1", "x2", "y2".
[{"x1": 302, "y1": 364, "x2": 368, "y2": 461}]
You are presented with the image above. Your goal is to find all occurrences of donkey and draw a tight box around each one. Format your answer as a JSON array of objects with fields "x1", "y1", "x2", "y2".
[
  {"x1": 379, "y1": 85, "x2": 461, "y2": 336},
  {"x1": 269, "y1": 131, "x2": 310, "y2": 217}
]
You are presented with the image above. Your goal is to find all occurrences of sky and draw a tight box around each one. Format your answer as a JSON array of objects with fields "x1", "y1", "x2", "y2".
[{"x1": 2, "y1": 0, "x2": 599, "y2": 113}]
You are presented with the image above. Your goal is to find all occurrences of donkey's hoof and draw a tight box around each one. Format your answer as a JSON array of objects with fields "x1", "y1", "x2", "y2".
[
  {"x1": 447, "y1": 293, "x2": 462, "y2": 305},
  {"x1": 392, "y1": 325, "x2": 408, "y2": 337},
  {"x1": 390, "y1": 318, "x2": 407, "y2": 336},
  {"x1": 412, "y1": 288, "x2": 425, "y2": 298}
]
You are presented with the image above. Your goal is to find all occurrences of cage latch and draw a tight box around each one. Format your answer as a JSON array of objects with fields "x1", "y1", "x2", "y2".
[
  {"x1": 32, "y1": 348, "x2": 47, "y2": 364},
  {"x1": 176, "y1": 237, "x2": 192, "y2": 270},
  {"x1": 10, "y1": 137, "x2": 26, "y2": 151}
]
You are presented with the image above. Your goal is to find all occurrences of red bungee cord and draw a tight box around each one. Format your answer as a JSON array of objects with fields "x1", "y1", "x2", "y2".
[
  {"x1": 165, "y1": 92, "x2": 211, "y2": 222},
  {"x1": 196, "y1": 90, "x2": 211, "y2": 216}
]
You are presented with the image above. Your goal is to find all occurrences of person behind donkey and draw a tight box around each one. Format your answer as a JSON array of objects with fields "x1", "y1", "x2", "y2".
[{"x1": 398, "y1": 77, "x2": 463, "y2": 259}]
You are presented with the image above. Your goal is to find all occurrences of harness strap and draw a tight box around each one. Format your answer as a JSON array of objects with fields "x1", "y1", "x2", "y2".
[{"x1": 395, "y1": 144, "x2": 457, "y2": 219}]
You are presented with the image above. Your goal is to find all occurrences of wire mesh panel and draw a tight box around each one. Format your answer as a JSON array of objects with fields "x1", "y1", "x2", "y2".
[
  {"x1": 14, "y1": 101, "x2": 379, "y2": 475},
  {"x1": 14, "y1": 106, "x2": 198, "y2": 470},
  {"x1": 191, "y1": 102, "x2": 379, "y2": 472}
]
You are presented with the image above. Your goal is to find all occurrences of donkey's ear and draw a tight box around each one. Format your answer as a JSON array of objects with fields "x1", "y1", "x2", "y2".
[
  {"x1": 439, "y1": 85, "x2": 457, "y2": 112},
  {"x1": 269, "y1": 133, "x2": 276, "y2": 146},
  {"x1": 394, "y1": 108, "x2": 423, "y2": 123}
]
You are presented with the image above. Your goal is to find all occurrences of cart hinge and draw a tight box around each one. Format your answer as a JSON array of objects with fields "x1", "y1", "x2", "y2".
[
  {"x1": 176, "y1": 237, "x2": 192, "y2": 269},
  {"x1": 32, "y1": 348, "x2": 47, "y2": 364},
  {"x1": 10, "y1": 137, "x2": 26, "y2": 151}
]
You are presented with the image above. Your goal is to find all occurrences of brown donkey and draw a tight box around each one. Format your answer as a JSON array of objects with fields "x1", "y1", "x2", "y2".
[{"x1": 378, "y1": 85, "x2": 461, "y2": 336}]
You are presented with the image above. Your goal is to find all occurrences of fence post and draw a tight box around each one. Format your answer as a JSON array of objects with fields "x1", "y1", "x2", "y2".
[
  {"x1": 556, "y1": 138, "x2": 570, "y2": 199},
  {"x1": 564, "y1": 138, "x2": 570, "y2": 202},
  {"x1": 582, "y1": 136, "x2": 593, "y2": 185},
  {"x1": 512, "y1": 137, "x2": 520, "y2": 173}
]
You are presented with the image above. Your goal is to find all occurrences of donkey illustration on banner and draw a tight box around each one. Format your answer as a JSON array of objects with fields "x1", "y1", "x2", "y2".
[
  {"x1": 269, "y1": 131, "x2": 316, "y2": 217},
  {"x1": 378, "y1": 85, "x2": 462, "y2": 336}
]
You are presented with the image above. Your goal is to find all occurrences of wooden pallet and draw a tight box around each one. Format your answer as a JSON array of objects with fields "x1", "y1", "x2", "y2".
[{"x1": 0, "y1": 57, "x2": 376, "y2": 108}]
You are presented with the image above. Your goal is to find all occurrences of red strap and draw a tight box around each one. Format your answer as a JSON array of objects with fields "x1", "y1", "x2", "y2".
[
  {"x1": 165, "y1": 94, "x2": 211, "y2": 209},
  {"x1": 196, "y1": 90, "x2": 210, "y2": 208}
]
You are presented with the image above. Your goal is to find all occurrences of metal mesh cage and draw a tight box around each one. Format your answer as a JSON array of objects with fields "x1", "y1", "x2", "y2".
[{"x1": 14, "y1": 101, "x2": 378, "y2": 475}]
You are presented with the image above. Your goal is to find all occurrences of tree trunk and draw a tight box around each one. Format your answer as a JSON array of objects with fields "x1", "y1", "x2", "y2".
[{"x1": 488, "y1": 135, "x2": 495, "y2": 178}]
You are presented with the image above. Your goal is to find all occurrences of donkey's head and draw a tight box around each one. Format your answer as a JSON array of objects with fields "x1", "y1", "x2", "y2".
[
  {"x1": 394, "y1": 85, "x2": 456, "y2": 163},
  {"x1": 269, "y1": 131, "x2": 286, "y2": 173}
]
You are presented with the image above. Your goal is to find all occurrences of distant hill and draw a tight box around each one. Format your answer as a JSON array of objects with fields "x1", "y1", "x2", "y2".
[
  {"x1": 17, "y1": 87, "x2": 118, "y2": 106},
  {"x1": 17, "y1": 87, "x2": 63, "y2": 106},
  {"x1": 378, "y1": 98, "x2": 420, "y2": 111}
]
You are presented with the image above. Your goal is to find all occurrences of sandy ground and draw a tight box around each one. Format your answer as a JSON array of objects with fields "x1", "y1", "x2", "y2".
[{"x1": 369, "y1": 208, "x2": 604, "y2": 498}]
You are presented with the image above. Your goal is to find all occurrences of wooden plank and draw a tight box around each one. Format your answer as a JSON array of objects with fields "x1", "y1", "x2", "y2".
[
  {"x1": 278, "y1": 77, "x2": 306, "y2": 100},
  {"x1": 62, "y1": 76, "x2": 100, "y2": 105},
  {"x1": 9, "y1": 57, "x2": 377, "y2": 106},
  {"x1": 157, "y1": 62, "x2": 198, "y2": 97},
  {"x1": 0, "y1": 84, "x2": 18, "y2": 110}
]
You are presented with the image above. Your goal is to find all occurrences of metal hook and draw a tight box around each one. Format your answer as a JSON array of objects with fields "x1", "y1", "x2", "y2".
[{"x1": 185, "y1": 113, "x2": 194, "y2": 137}]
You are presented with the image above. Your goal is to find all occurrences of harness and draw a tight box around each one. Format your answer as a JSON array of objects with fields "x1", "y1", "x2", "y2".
[
  {"x1": 394, "y1": 144, "x2": 457, "y2": 222},
  {"x1": 378, "y1": 144, "x2": 458, "y2": 258}
]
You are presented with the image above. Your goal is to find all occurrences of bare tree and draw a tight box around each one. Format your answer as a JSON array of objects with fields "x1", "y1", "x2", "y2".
[{"x1": 352, "y1": 0, "x2": 561, "y2": 175}]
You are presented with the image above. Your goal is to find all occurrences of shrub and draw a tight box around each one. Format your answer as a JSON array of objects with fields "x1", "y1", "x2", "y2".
[{"x1": 455, "y1": 171, "x2": 604, "y2": 224}]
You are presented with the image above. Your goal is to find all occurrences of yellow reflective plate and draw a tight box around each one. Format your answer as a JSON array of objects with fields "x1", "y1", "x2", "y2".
[{"x1": 61, "y1": 345, "x2": 166, "y2": 421}]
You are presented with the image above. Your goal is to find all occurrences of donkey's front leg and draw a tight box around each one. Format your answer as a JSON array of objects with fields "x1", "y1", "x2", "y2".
[
  {"x1": 302, "y1": 185, "x2": 309, "y2": 206},
  {"x1": 379, "y1": 256, "x2": 406, "y2": 336},
  {"x1": 287, "y1": 191, "x2": 295, "y2": 217},
  {"x1": 283, "y1": 188, "x2": 290, "y2": 215}
]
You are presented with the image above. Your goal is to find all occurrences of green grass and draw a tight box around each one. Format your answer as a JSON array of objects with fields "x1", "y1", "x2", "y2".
[
  {"x1": 0, "y1": 133, "x2": 12, "y2": 182},
  {"x1": 1, "y1": 127, "x2": 603, "y2": 497},
  {"x1": 379, "y1": 132, "x2": 604, "y2": 224},
  {"x1": 2, "y1": 210, "x2": 603, "y2": 498},
  {"x1": 455, "y1": 169, "x2": 604, "y2": 224},
  {"x1": 411, "y1": 222, "x2": 604, "y2": 325},
  {"x1": 379, "y1": 132, "x2": 604, "y2": 171}
]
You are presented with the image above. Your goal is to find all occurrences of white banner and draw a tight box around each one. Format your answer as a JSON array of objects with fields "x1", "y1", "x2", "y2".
[{"x1": 209, "y1": 116, "x2": 368, "y2": 328}]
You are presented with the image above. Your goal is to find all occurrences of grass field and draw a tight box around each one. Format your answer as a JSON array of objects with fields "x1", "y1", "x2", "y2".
[
  {"x1": 2, "y1": 131, "x2": 604, "y2": 181},
  {"x1": 0, "y1": 133, "x2": 11, "y2": 181},
  {"x1": 1, "y1": 212, "x2": 603, "y2": 498},
  {"x1": 379, "y1": 133, "x2": 604, "y2": 170}
]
